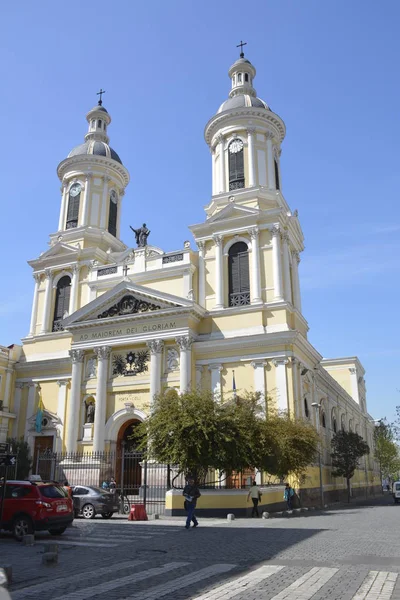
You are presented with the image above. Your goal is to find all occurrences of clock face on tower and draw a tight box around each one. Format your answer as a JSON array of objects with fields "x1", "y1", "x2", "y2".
[
  {"x1": 229, "y1": 139, "x2": 244, "y2": 154},
  {"x1": 69, "y1": 183, "x2": 82, "y2": 197}
]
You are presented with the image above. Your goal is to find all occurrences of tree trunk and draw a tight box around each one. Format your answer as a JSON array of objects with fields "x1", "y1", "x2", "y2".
[{"x1": 346, "y1": 477, "x2": 351, "y2": 503}]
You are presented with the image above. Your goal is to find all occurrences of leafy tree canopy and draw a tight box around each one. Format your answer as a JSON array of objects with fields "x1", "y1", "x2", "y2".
[
  {"x1": 374, "y1": 421, "x2": 400, "y2": 481},
  {"x1": 331, "y1": 430, "x2": 369, "y2": 501}
]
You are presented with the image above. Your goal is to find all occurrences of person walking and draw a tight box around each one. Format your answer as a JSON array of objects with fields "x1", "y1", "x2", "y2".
[
  {"x1": 247, "y1": 481, "x2": 261, "y2": 517},
  {"x1": 109, "y1": 477, "x2": 117, "y2": 494},
  {"x1": 284, "y1": 483, "x2": 294, "y2": 509},
  {"x1": 182, "y1": 476, "x2": 201, "y2": 529}
]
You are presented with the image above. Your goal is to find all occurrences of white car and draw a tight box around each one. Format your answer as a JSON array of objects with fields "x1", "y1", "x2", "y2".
[{"x1": 392, "y1": 482, "x2": 400, "y2": 503}]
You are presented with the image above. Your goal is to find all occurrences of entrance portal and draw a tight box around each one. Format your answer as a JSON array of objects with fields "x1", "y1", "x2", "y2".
[{"x1": 116, "y1": 420, "x2": 143, "y2": 495}]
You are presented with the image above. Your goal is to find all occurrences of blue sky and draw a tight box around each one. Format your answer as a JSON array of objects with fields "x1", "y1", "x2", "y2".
[{"x1": 1, "y1": 1, "x2": 399, "y2": 420}]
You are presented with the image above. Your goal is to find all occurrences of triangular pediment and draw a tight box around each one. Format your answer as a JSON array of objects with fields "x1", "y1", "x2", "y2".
[
  {"x1": 29, "y1": 242, "x2": 80, "y2": 266},
  {"x1": 206, "y1": 204, "x2": 261, "y2": 224},
  {"x1": 63, "y1": 281, "x2": 194, "y2": 328}
]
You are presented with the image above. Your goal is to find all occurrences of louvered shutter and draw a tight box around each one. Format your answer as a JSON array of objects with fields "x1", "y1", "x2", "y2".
[
  {"x1": 66, "y1": 193, "x2": 80, "y2": 228},
  {"x1": 228, "y1": 242, "x2": 250, "y2": 301},
  {"x1": 53, "y1": 276, "x2": 71, "y2": 321},
  {"x1": 238, "y1": 251, "x2": 250, "y2": 291},
  {"x1": 229, "y1": 146, "x2": 245, "y2": 190},
  {"x1": 108, "y1": 198, "x2": 118, "y2": 237}
]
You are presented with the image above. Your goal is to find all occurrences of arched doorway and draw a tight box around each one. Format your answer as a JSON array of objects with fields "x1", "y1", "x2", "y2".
[{"x1": 116, "y1": 420, "x2": 143, "y2": 495}]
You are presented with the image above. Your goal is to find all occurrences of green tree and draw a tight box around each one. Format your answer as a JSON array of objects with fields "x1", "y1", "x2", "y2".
[
  {"x1": 257, "y1": 411, "x2": 320, "y2": 482},
  {"x1": 331, "y1": 431, "x2": 369, "y2": 502},
  {"x1": 374, "y1": 422, "x2": 400, "y2": 483},
  {"x1": 6, "y1": 438, "x2": 32, "y2": 480}
]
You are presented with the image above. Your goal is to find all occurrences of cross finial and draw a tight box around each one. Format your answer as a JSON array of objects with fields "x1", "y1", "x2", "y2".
[
  {"x1": 97, "y1": 88, "x2": 106, "y2": 106},
  {"x1": 236, "y1": 40, "x2": 247, "y2": 58}
]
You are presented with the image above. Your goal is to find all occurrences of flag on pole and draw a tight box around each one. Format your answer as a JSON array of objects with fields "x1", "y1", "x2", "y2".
[
  {"x1": 35, "y1": 396, "x2": 44, "y2": 433},
  {"x1": 232, "y1": 370, "x2": 237, "y2": 399}
]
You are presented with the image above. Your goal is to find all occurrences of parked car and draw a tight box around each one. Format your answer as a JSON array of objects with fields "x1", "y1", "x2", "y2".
[
  {"x1": 72, "y1": 485, "x2": 120, "y2": 519},
  {"x1": 0, "y1": 480, "x2": 73, "y2": 541},
  {"x1": 393, "y1": 481, "x2": 400, "y2": 503}
]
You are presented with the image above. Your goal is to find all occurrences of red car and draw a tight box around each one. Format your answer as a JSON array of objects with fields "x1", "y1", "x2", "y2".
[{"x1": 0, "y1": 480, "x2": 74, "y2": 541}]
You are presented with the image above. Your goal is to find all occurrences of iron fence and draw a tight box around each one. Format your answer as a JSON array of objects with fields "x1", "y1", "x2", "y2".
[{"x1": 35, "y1": 450, "x2": 259, "y2": 515}]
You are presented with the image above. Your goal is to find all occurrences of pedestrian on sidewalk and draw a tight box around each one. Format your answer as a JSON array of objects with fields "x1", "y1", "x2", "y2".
[
  {"x1": 247, "y1": 481, "x2": 261, "y2": 517},
  {"x1": 182, "y1": 476, "x2": 201, "y2": 529},
  {"x1": 284, "y1": 483, "x2": 294, "y2": 510},
  {"x1": 109, "y1": 477, "x2": 117, "y2": 494}
]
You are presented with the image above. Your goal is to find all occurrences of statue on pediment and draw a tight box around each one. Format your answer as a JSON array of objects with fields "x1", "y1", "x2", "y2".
[{"x1": 130, "y1": 223, "x2": 150, "y2": 248}]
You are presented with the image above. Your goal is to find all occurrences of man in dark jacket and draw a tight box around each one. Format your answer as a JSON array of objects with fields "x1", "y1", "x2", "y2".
[{"x1": 182, "y1": 476, "x2": 201, "y2": 529}]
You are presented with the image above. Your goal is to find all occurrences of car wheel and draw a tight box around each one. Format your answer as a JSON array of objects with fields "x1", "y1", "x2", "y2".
[
  {"x1": 13, "y1": 515, "x2": 33, "y2": 541},
  {"x1": 48, "y1": 527, "x2": 67, "y2": 535},
  {"x1": 82, "y1": 503, "x2": 96, "y2": 519},
  {"x1": 101, "y1": 512, "x2": 113, "y2": 519}
]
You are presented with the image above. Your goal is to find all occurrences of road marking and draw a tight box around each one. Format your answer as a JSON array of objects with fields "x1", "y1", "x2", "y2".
[
  {"x1": 191, "y1": 565, "x2": 284, "y2": 599},
  {"x1": 41, "y1": 539, "x2": 118, "y2": 547},
  {"x1": 53, "y1": 562, "x2": 189, "y2": 600},
  {"x1": 352, "y1": 570, "x2": 398, "y2": 599},
  {"x1": 11, "y1": 560, "x2": 145, "y2": 599},
  {"x1": 124, "y1": 564, "x2": 236, "y2": 600},
  {"x1": 270, "y1": 567, "x2": 338, "y2": 599}
]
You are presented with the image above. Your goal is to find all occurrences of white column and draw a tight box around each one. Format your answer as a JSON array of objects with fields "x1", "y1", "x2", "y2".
[
  {"x1": 58, "y1": 181, "x2": 68, "y2": 231},
  {"x1": 12, "y1": 383, "x2": 24, "y2": 437},
  {"x1": 29, "y1": 274, "x2": 41, "y2": 336},
  {"x1": 291, "y1": 251, "x2": 302, "y2": 311},
  {"x1": 271, "y1": 227, "x2": 283, "y2": 301},
  {"x1": 40, "y1": 269, "x2": 53, "y2": 334},
  {"x1": 82, "y1": 173, "x2": 92, "y2": 226},
  {"x1": 249, "y1": 228, "x2": 262, "y2": 303},
  {"x1": 209, "y1": 364, "x2": 223, "y2": 399},
  {"x1": 217, "y1": 135, "x2": 226, "y2": 193},
  {"x1": 195, "y1": 365, "x2": 204, "y2": 390},
  {"x1": 197, "y1": 241, "x2": 206, "y2": 307},
  {"x1": 299, "y1": 363, "x2": 306, "y2": 418},
  {"x1": 66, "y1": 350, "x2": 84, "y2": 453},
  {"x1": 273, "y1": 359, "x2": 289, "y2": 411},
  {"x1": 3, "y1": 369, "x2": 12, "y2": 410},
  {"x1": 117, "y1": 189, "x2": 125, "y2": 237},
  {"x1": 25, "y1": 383, "x2": 39, "y2": 440},
  {"x1": 213, "y1": 235, "x2": 224, "y2": 309},
  {"x1": 349, "y1": 367, "x2": 360, "y2": 404},
  {"x1": 251, "y1": 361, "x2": 266, "y2": 412},
  {"x1": 70, "y1": 264, "x2": 80, "y2": 314},
  {"x1": 266, "y1": 132, "x2": 275, "y2": 190},
  {"x1": 176, "y1": 336, "x2": 193, "y2": 393},
  {"x1": 147, "y1": 340, "x2": 164, "y2": 411},
  {"x1": 247, "y1": 128, "x2": 256, "y2": 187},
  {"x1": 99, "y1": 175, "x2": 111, "y2": 229},
  {"x1": 291, "y1": 358, "x2": 300, "y2": 418},
  {"x1": 281, "y1": 232, "x2": 292, "y2": 302},
  {"x1": 93, "y1": 346, "x2": 111, "y2": 453},
  {"x1": 56, "y1": 380, "x2": 69, "y2": 445}
]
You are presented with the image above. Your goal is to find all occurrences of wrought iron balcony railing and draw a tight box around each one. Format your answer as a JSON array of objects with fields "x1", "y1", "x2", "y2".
[{"x1": 229, "y1": 292, "x2": 250, "y2": 307}]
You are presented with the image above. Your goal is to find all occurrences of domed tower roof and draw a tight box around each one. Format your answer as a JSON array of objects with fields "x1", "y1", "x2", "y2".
[
  {"x1": 66, "y1": 97, "x2": 123, "y2": 165},
  {"x1": 216, "y1": 54, "x2": 270, "y2": 115}
]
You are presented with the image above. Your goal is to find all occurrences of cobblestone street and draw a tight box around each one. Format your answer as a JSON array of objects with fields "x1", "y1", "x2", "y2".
[{"x1": 3, "y1": 496, "x2": 400, "y2": 599}]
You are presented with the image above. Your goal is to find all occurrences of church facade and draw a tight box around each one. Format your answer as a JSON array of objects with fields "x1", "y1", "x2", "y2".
[{"x1": 0, "y1": 53, "x2": 380, "y2": 500}]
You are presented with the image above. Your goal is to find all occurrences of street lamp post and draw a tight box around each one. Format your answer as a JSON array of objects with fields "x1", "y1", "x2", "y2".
[{"x1": 312, "y1": 402, "x2": 324, "y2": 508}]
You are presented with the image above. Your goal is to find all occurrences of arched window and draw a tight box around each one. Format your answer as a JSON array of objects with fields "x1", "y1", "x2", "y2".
[
  {"x1": 274, "y1": 159, "x2": 280, "y2": 190},
  {"x1": 52, "y1": 276, "x2": 71, "y2": 331},
  {"x1": 66, "y1": 183, "x2": 81, "y2": 229},
  {"x1": 332, "y1": 418, "x2": 337, "y2": 433},
  {"x1": 228, "y1": 139, "x2": 245, "y2": 190},
  {"x1": 108, "y1": 191, "x2": 118, "y2": 237},
  {"x1": 304, "y1": 398, "x2": 309, "y2": 419},
  {"x1": 228, "y1": 242, "x2": 250, "y2": 306},
  {"x1": 321, "y1": 412, "x2": 326, "y2": 428}
]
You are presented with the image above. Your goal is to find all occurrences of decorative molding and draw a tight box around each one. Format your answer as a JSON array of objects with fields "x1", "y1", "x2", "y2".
[
  {"x1": 247, "y1": 127, "x2": 256, "y2": 135},
  {"x1": 349, "y1": 367, "x2": 357, "y2": 375},
  {"x1": 271, "y1": 226, "x2": 280, "y2": 237},
  {"x1": 208, "y1": 364, "x2": 223, "y2": 373},
  {"x1": 197, "y1": 241, "x2": 205, "y2": 253},
  {"x1": 249, "y1": 227, "x2": 259, "y2": 240},
  {"x1": 15, "y1": 382, "x2": 25, "y2": 390},
  {"x1": 33, "y1": 273, "x2": 41, "y2": 283},
  {"x1": 72, "y1": 264, "x2": 81, "y2": 275},
  {"x1": 265, "y1": 131, "x2": 275, "y2": 141},
  {"x1": 97, "y1": 294, "x2": 161, "y2": 319},
  {"x1": 44, "y1": 268, "x2": 52, "y2": 280},
  {"x1": 166, "y1": 348, "x2": 179, "y2": 372},
  {"x1": 85, "y1": 173, "x2": 93, "y2": 181},
  {"x1": 98, "y1": 266, "x2": 118, "y2": 277},
  {"x1": 175, "y1": 336, "x2": 194, "y2": 351},
  {"x1": 57, "y1": 380, "x2": 69, "y2": 387},
  {"x1": 272, "y1": 358, "x2": 289, "y2": 367},
  {"x1": 69, "y1": 349, "x2": 85, "y2": 363},
  {"x1": 281, "y1": 231, "x2": 289, "y2": 244},
  {"x1": 147, "y1": 339, "x2": 164, "y2": 354},
  {"x1": 102, "y1": 175, "x2": 111, "y2": 183},
  {"x1": 213, "y1": 234, "x2": 223, "y2": 247},
  {"x1": 162, "y1": 253, "x2": 183, "y2": 264},
  {"x1": 112, "y1": 350, "x2": 149, "y2": 377},
  {"x1": 94, "y1": 346, "x2": 112, "y2": 361},
  {"x1": 250, "y1": 361, "x2": 266, "y2": 369}
]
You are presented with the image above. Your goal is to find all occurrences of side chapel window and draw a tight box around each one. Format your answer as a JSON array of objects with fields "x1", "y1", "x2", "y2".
[
  {"x1": 228, "y1": 139, "x2": 245, "y2": 190},
  {"x1": 274, "y1": 159, "x2": 280, "y2": 190},
  {"x1": 304, "y1": 398, "x2": 309, "y2": 418},
  {"x1": 52, "y1": 276, "x2": 71, "y2": 331},
  {"x1": 228, "y1": 242, "x2": 250, "y2": 306},
  {"x1": 66, "y1": 183, "x2": 81, "y2": 229},
  {"x1": 108, "y1": 190, "x2": 118, "y2": 237}
]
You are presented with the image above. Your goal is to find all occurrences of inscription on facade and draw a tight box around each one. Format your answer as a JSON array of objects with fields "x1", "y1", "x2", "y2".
[
  {"x1": 78, "y1": 321, "x2": 177, "y2": 341},
  {"x1": 162, "y1": 253, "x2": 183, "y2": 264},
  {"x1": 98, "y1": 266, "x2": 118, "y2": 277}
]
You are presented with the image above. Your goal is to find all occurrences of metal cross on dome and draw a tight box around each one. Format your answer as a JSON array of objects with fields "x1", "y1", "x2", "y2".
[
  {"x1": 236, "y1": 40, "x2": 247, "y2": 58},
  {"x1": 97, "y1": 88, "x2": 106, "y2": 106}
]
